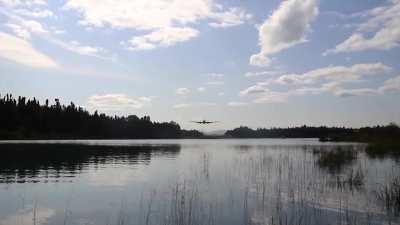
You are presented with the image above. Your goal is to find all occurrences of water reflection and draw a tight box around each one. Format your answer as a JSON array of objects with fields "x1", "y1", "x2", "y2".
[
  {"x1": 313, "y1": 145, "x2": 359, "y2": 174},
  {"x1": 0, "y1": 140, "x2": 398, "y2": 225},
  {"x1": 0, "y1": 143, "x2": 181, "y2": 183}
]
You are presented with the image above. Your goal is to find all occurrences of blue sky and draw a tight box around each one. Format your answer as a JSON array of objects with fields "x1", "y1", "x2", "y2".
[{"x1": 0, "y1": 0, "x2": 399, "y2": 130}]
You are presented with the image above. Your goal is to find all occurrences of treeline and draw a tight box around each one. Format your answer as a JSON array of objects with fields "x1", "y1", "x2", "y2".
[
  {"x1": 0, "y1": 94, "x2": 203, "y2": 139},
  {"x1": 224, "y1": 126, "x2": 353, "y2": 139},
  {"x1": 224, "y1": 124, "x2": 400, "y2": 142}
]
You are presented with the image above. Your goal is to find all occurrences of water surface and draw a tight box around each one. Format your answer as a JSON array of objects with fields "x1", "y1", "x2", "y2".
[{"x1": 0, "y1": 139, "x2": 398, "y2": 225}]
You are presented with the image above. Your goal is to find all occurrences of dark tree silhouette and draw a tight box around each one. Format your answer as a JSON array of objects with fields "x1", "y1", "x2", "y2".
[
  {"x1": 225, "y1": 124, "x2": 400, "y2": 142},
  {"x1": 0, "y1": 93, "x2": 202, "y2": 139}
]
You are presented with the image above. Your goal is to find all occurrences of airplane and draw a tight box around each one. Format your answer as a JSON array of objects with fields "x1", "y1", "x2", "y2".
[{"x1": 190, "y1": 120, "x2": 219, "y2": 124}]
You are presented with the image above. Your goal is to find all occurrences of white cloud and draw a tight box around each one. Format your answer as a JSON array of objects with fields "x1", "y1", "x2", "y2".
[
  {"x1": 227, "y1": 101, "x2": 248, "y2": 106},
  {"x1": 64, "y1": 0, "x2": 250, "y2": 50},
  {"x1": 50, "y1": 39, "x2": 105, "y2": 57},
  {"x1": 21, "y1": 19, "x2": 47, "y2": 32},
  {"x1": 126, "y1": 27, "x2": 199, "y2": 50},
  {"x1": 244, "y1": 70, "x2": 280, "y2": 78},
  {"x1": 5, "y1": 19, "x2": 48, "y2": 39},
  {"x1": 379, "y1": 75, "x2": 400, "y2": 92},
  {"x1": 64, "y1": 0, "x2": 212, "y2": 30},
  {"x1": 250, "y1": 0, "x2": 318, "y2": 66},
  {"x1": 197, "y1": 87, "x2": 206, "y2": 92},
  {"x1": 259, "y1": 63, "x2": 390, "y2": 86},
  {"x1": 173, "y1": 102, "x2": 216, "y2": 109},
  {"x1": 334, "y1": 88, "x2": 380, "y2": 97},
  {"x1": 5, "y1": 23, "x2": 31, "y2": 39},
  {"x1": 206, "y1": 81, "x2": 224, "y2": 85},
  {"x1": 249, "y1": 54, "x2": 270, "y2": 67},
  {"x1": 243, "y1": 77, "x2": 400, "y2": 103},
  {"x1": 325, "y1": 0, "x2": 400, "y2": 54},
  {"x1": 176, "y1": 87, "x2": 190, "y2": 96},
  {"x1": 0, "y1": 31, "x2": 58, "y2": 68},
  {"x1": 2, "y1": 12, "x2": 108, "y2": 59},
  {"x1": 253, "y1": 89, "x2": 290, "y2": 103},
  {"x1": 173, "y1": 103, "x2": 190, "y2": 109},
  {"x1": 14, "y1": 8, "x2": 53, "y2": 18},
  {"x1": 87, "y1": 94, "x2": 152, "y2": 111},
  {"x1": 218, "y1": 92, "x2": 224, "y2": 96},
  {"x1": 209, "y1": 7, "x2": 252, "y2": 28},
  {"x1": 207, "y1": 73, "x2": 224, "y2": 78},
  {"x1": 240, "y1": 63, "x2": 397, "y2": 103},
  {"x1": 0, "y1": 0, "x2": 46, "y2": 7},
  {"x1": 240, "y1": 83, "x2": 269, "y2": 96}
]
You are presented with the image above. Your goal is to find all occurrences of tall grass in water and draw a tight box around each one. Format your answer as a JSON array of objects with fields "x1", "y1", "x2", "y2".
[
  {"x1": 376, "y1": 176, "x2": 400, "y2": 216},
  {"x1": 22, "y1": 144, "x2": 399, "y2": 225},
  {"x1": 366, "y1": 141, "x2": 400, "y2": 159},
  {"x1": 314, "y1": 146, "x2": 358, "y2": 173}
]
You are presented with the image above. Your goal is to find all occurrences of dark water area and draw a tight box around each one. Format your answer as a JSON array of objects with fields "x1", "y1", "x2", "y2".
[{"x1": 0, "y1": 139, "x2": 398, "y2": 225}]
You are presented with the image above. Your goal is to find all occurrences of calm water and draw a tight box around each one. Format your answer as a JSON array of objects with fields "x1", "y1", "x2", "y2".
[{"x1": 0, "y1": 139, "x2": 398, "y2": 225}]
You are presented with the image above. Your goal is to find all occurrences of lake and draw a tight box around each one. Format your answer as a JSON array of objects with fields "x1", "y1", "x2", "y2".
[{"x1": 0, "y1": 139, "x2": 399, "y2": 225}]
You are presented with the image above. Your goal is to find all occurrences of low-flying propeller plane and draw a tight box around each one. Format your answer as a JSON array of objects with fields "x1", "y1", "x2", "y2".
[{"x1": 190, "y1": 120, "x2": 219, "y2": 124}]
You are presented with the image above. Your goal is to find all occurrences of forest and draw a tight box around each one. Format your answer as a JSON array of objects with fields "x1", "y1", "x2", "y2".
[
  {"x1": 0, "y1": 93, "x2": 203, "y2": 139},
  {"x1": 1, "y1": 93, "x2": 399, "y2": 143},
  {"x1": 224, "y1": 124, "x2": 400, "y2": 141}
]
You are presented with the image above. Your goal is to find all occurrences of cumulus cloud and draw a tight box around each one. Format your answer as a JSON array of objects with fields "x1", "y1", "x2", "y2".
[
  {"x1": 197, "y1": 87, "x2": 206, "y2": 92},
  {"x1": 0, "y1": 0, "x2": 46, "y2": 7},
  {"x1": 209, "y1": 7, "x2": 252, "y2": 28},
  {"x1": 0, "y1": 31, "x2": 58, "y2": 68},
  {"x1": 176, "y1": 87, "x2": 191, "y2": 96},
  {"x1": 379, "y1": 75, "x2": 400, "y2": 92},
  {"x1": 14, "y1": 8, "x2": 53, "y2": 18},
  {"x1": 325, "y1": 0, "x2": 400, "y2": 54},
  {"x1": 0, "y1": 10, "x2": 109, "y2": 59},
  {"x1": 64, "y1": 0, "x2": 251, "y2": 50},
  {"x1": 5, "y1": 23, "x2": 31, "y2": 39},
  {"x1": 260, "y1": 63, "x2": 390, "y2": 87},
  {"x1": 126, "y1": 27, "x2": 199, "y2": 50},
  {"x1": 64, "y1": 0, "x2": 213, "y2": 30},
  {"x1": 250, "y1": 0, "x2": 318, "y2": 67},
  {"x1": 87, "y1": 94, "x2": 152, "y2": 111},
  {"x1": 5, "y1": 19, "x2": 48, "y2": 39},
  {"x1": 240, "y1": 63, "x2": 397, "y2": 103},
  {"x1": 50, "y1": 39, "x2": 105, "y2": 57}
]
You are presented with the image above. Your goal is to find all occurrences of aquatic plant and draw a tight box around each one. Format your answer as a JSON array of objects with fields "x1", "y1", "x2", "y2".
[
  {"x1": 366, "y1": 141, "x2": 400, "y2": 159},
  {"x1": 314, "y1": 146, "x2": 358, "y2": 173},
  {"x1": 376, "y1": 176, "x2": 400, "y2": 216}
]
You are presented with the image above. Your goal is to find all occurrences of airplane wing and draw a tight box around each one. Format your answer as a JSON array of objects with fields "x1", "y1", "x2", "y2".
[{"x1": 190, "y1": 121, "x2": 220, "y2": 124}]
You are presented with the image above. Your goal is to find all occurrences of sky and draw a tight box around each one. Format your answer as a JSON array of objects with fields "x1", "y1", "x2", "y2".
[{"x1": 0, "y1": 0, "x2": 399, "y2": 131}]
